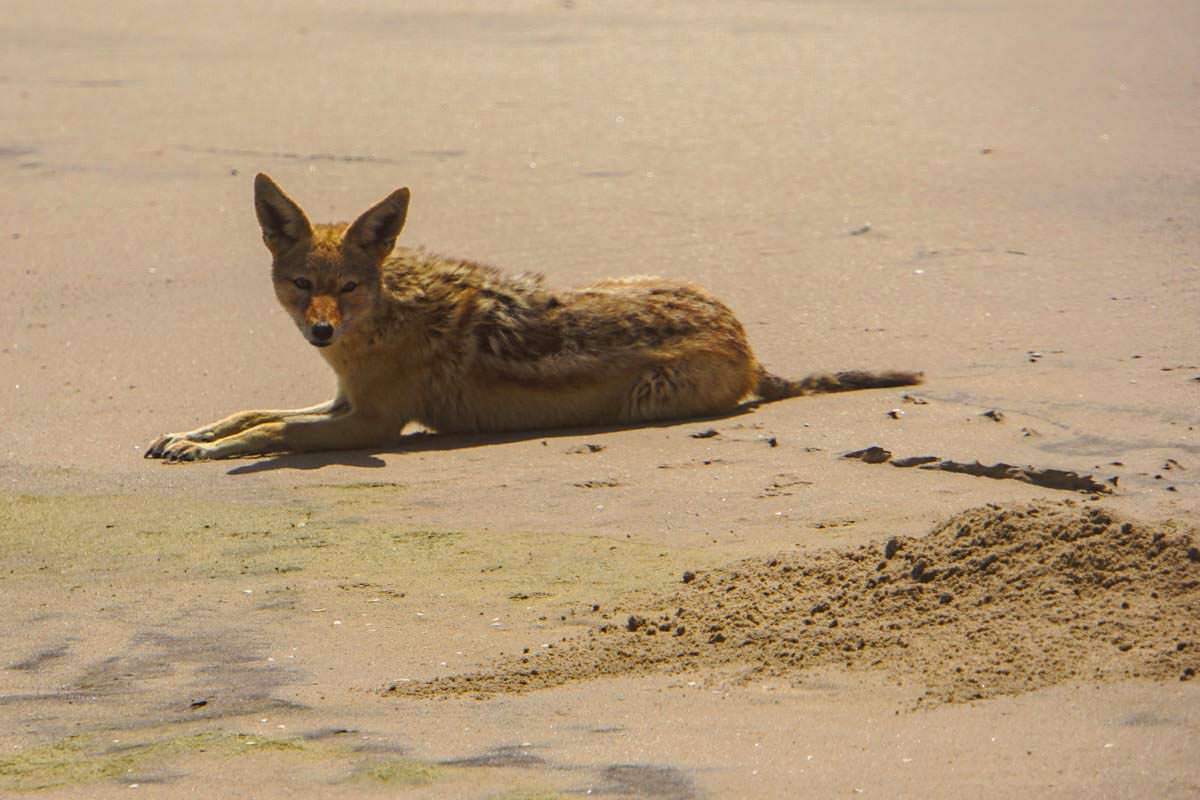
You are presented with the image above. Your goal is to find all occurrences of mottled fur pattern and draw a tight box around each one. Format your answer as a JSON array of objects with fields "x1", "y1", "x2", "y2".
[{"x1": 146, "y1": 174, "x2": 922, "y2": 461}]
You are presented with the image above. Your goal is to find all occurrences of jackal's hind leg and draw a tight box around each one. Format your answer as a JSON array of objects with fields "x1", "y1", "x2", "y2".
[{"x1": 621, "y1": 356, "x2": 753, "y2": 423}]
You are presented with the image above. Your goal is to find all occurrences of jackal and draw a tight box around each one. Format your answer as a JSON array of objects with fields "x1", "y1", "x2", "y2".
[{"x1": 145, "y1": 174, "x2": 921, "y2": 461}]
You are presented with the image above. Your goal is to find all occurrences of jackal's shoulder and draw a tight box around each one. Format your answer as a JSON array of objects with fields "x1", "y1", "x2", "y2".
[
  {"x1": 367, "y1": 248, "x2": 556, "y2": 358},
  {"x1": 381, "y1": 247, "x2": 548, "y2": 305}
]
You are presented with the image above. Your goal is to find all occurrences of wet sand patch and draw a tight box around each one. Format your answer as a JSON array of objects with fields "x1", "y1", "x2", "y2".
[{"x1": 0, "y1": 489, "x2": 735, "y2": 794}]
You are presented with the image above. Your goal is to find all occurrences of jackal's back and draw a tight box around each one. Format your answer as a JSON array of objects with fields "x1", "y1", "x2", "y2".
[{"x1": 358, "y1": 251, "x2": 759, "y2": 431}]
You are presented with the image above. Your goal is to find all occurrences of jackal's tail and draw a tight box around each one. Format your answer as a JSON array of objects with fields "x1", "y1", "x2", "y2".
[{"x1": 755, "y1": 368, "x2": 923, "y2": 402}]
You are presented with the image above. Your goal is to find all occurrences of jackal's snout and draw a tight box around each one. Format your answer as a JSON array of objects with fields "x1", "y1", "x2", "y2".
[{"x1": 304, "y1": 295, "x2": 342, "y2": 347}]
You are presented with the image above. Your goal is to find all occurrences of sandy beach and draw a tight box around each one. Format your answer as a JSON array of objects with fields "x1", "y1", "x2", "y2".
[{"x1": 1, "y1": 1, "x2": 1197, "y2": 796}]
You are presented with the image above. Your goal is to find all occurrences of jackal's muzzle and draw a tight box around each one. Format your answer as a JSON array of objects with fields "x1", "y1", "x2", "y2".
[{"x1": 303, "y1": 295, "x2": 342, "y2": 347}]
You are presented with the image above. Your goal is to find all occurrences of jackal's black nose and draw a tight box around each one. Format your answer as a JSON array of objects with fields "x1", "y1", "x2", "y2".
[{"x1": 311, "y1": 322, "x2": 334, "y2": 342}]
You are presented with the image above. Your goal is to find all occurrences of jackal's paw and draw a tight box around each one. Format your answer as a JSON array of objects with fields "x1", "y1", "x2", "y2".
[
  {"x1": 144, "y1": 430, "x2": 216, "y2": 459},
  {"x1": 158, "y1": 439, "x2": 216, "y2": 463}
]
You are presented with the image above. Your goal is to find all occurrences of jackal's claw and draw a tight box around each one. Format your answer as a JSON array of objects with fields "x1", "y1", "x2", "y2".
[
  {"x1": 160, "y1": 440, "x2": 214, "y2": 463},
  {"x1": 144, "y1": 434, "x2": 176, "y2": 459},
  {"x1": 146, "y1": 429, "x2": 218, "y2": 459}
]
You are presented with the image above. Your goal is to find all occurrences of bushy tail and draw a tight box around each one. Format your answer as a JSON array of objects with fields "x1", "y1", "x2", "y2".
[{"x1": 755, "y1": 368, "x2": 923, "y2": 401}]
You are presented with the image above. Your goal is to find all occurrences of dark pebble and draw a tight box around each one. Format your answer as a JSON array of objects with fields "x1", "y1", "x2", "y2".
[{"x1": 844, "y1": 445, "x2": 892, "y2": 464}]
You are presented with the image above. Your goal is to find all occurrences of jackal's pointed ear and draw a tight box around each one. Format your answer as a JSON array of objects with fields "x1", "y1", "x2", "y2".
[
  {"x1": 343, "y1": 187, "x2": 410, "y2": 262},
  {"x1": 254, "y1": 173, "x2": 312, "y2": 256}
]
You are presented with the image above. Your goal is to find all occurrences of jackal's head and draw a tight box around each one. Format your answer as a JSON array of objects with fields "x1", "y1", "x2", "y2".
[{"x1": 254, "y1": 173, "x2": 409, "y2": 348}]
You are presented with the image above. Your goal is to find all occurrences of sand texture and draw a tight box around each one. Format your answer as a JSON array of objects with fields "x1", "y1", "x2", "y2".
[
  {"x1": 398, "y1": 502, "x2": 1198, "y2": 704},
  {"x1": 2, "y1": 0, "x2": 1198, "y2": 797}
]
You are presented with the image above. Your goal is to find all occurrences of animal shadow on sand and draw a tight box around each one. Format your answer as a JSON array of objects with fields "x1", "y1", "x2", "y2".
[{"x1": 224, "y1": 407, "x2": 757, "y2": 476}]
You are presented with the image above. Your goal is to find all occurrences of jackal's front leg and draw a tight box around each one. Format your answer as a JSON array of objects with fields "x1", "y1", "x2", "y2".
[
  {"x1": 144, "y1": 398, "x2": 346, "y2": 459},
  {"x1": 155, "y1": 409, "x2": 397, "y2": 462}
]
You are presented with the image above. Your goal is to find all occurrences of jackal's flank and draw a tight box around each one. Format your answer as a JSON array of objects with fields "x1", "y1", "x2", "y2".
[{"x1": 146, "y1": 174, "x2": 921, "y2": 461}]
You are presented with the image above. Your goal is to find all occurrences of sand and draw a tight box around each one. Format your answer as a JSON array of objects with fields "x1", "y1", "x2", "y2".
[
  {"x1": 2, "y1": 0, "x2": 1198, "y2": 797},
  {"x1": 398, "y1": 501, "x2": 1198, "y2": 704}
]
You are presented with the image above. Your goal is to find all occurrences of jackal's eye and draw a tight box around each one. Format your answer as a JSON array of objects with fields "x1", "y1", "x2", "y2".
[
  {"x1": 292, "y1": 277, "x2": 312, "y2": 291},
  {"x1": 340, "y1": 281, "x2": 358, "y2": 294}
]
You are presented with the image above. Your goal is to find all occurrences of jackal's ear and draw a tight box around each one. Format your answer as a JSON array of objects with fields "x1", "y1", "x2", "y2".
[
  {"x1": 254, "y1": 173, "x2": 312, "y2": 256},
  {"x1": 343, "y1": 187, "x2": 410, "y2": 261}
]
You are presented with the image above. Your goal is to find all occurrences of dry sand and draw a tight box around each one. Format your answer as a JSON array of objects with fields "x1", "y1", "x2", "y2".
[
  {"x1": 2, "y1": 0, "x2": 1198, "y2": 797},
  {"x1": 398, "y1": 502, "x2": 1198, "y2": 704}
]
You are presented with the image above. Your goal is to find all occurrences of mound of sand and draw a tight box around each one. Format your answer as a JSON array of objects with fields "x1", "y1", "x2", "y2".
[{"x1": 391, "y1": 502, "x2": 1199, "y2": 705}]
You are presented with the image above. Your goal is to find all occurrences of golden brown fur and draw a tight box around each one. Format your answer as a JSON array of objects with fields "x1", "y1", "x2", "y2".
[{"x1": 146, "y1": 174, "x2": 921, "y2": 461}]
